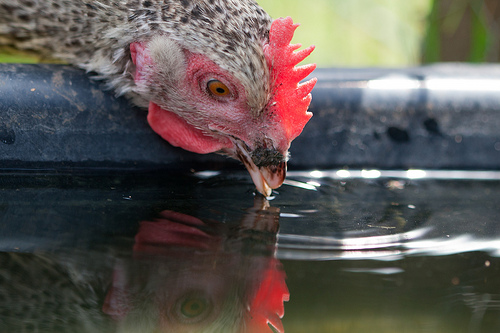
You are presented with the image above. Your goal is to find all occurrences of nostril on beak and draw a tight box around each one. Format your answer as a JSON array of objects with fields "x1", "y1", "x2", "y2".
[{"x1": 251, "y1": 146, "x2": 286, "y2": 168}]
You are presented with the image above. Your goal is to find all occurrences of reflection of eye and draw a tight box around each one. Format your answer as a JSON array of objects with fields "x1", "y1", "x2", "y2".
[
  {"x1": 172, "y1": 292, "x2": 213, "y2": 324},
  {"x1": 181, "y1": 298, "x2": 207, "y2": 318},
  {"x1": 207, "y1": 79, "x2": 230, "y2": 97}
]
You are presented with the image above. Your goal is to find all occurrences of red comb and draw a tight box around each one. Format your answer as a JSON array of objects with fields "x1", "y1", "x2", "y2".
[{"x1": 264, "y1": 17, "x2": 317, "y2": 143}]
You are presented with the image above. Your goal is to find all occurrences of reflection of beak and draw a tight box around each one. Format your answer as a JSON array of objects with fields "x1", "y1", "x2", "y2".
[{"x1": 235, "y1": 142, "x2": 287, "y2": 197}]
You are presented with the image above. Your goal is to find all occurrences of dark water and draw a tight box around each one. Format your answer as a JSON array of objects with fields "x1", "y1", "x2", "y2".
[{"x1": 1, "y1": 169, "x2": 500, "y2": 332}]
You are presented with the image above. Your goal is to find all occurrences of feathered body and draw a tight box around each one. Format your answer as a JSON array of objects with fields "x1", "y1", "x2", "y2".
[{"x1": 0, "y1": 0, "x2": 316, "y2": 196}]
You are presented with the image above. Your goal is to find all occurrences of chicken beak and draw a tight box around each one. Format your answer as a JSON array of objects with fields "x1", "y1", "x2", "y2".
[
  {"x1": 245, "y1": 161, "x2": 287, "y2": 197},
  {"x1": 259, "y1": 161, "x2": 287, "y2": 189},
  {"x1": 234, "y1": 142, "x2": 287, "y2": 197}
]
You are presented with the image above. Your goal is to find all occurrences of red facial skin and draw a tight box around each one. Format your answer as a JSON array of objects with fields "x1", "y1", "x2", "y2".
[{"x1": 131, "y1": 43, "x2": 252, "y2": 154}]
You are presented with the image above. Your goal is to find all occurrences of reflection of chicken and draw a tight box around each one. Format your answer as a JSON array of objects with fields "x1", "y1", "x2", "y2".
[
  {"x1": 0, "y1": 198, "x2": 288, "y2": 332},
  {"x1": 0, "y1": 1, "x2": 316, "y2": 196},
  {"x1": 105, "y1": 199, "x2": 288, "y2": 332}
]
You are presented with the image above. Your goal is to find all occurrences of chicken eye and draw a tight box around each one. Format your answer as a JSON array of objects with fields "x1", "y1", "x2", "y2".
[{"x1": 207, "y1": 79, "x2": 230, "y2": 97}]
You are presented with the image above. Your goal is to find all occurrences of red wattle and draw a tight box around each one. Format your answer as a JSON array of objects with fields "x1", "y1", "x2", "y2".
[{"x1": 147, "y1": 102, "x2": 232, "y2": 154}]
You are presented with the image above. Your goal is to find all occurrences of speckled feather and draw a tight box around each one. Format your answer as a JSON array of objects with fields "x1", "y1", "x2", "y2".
[
  {"x1": 0, "y1": 252, "x2": 112, "y2": 332},
  {"x1": 0, "y1": 0, "x2": 273, "y2": 109}
]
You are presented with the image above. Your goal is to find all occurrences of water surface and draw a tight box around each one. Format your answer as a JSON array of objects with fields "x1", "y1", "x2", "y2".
[{"x1": 1, "y1": 170, "x2": 499, "y2": 332}]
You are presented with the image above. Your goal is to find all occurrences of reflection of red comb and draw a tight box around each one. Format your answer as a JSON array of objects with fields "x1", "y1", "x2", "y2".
[
  {"x1": 264, "y1": 17, "x2": 317, "y2": 143},
  {"x1": 245, "y1": 258, "x2": 289, "y2": 333}
]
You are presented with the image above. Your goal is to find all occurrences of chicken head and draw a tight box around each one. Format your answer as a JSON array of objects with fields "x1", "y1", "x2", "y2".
[{"x1": 130, "y1": 17, "x2": 316, "y2": 196}]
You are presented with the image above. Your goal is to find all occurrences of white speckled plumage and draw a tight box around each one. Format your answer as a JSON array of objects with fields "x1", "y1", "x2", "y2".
[{"x1": 0, "y1": 0, "x2": 272, "y2": 109}]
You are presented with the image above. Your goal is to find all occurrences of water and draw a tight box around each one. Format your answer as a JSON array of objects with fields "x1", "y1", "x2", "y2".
[{"x1": 1, "y1": 170, "x2": 500, "y2": 332}]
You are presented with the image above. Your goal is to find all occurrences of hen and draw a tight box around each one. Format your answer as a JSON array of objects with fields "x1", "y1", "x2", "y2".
[{"x1": 0, "y1": 0, "x2": 316, "y2": 196}]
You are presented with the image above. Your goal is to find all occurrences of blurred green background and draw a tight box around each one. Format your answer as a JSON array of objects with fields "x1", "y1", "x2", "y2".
[
  {"x1": 259, "y1": 0, "x2": 500, "y2": 67},
  {"x1": 1, "y1": 0, "x2": 500, "y2": 67}
]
